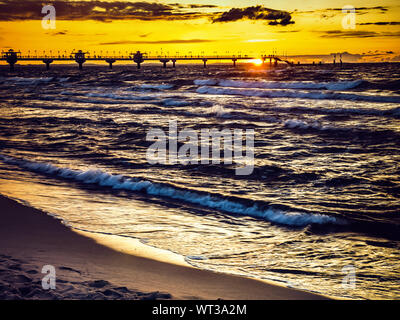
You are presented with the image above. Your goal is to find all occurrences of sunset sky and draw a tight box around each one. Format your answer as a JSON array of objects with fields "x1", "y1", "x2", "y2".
[{"x1": 0, "y1": 0, "x2": 399, "y2": 62}]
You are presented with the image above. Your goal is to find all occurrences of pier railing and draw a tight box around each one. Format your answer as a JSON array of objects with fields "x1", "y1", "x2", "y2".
[{"x1": 1, "y1": 49, "x2": 294, "y2": 71}]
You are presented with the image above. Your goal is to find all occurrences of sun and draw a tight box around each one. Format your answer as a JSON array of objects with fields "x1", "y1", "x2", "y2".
[{"x1": 252, "y1": 59, "x2": 263, "y2": 66}]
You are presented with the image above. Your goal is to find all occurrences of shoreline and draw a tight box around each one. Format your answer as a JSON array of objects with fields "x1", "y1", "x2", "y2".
[{"x1": 0, "y1": 194, "x2": 329, "y2": 300}]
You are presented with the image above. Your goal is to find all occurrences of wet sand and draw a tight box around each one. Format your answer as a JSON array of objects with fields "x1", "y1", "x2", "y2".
[{"x1": 0, "y1": 195, "x2": 328, "y2": 300}]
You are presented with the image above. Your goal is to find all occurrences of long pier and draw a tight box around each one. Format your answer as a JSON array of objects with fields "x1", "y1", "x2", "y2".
[{"x1": 0, "y1": 49, "x2": 294, "y2": 71}]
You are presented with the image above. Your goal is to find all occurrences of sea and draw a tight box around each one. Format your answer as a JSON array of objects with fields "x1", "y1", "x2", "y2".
[{"x1": 0, "y1": 62, "x2": 399, "y2": 299}]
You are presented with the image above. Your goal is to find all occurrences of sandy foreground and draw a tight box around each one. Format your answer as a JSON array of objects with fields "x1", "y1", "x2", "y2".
[{"x1": 0, "y1": 195, "x2": 328, "y2": 300}]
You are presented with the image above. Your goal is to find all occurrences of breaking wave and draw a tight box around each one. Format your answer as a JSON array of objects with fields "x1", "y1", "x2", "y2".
[
  {"x1": 284, "y1": 119, "x2": 330, "y2": 130},
  {"x1": 0, "y1": 154, "x2": 340, "y2": 227},
  {"x1": 196, "y1": 86, "x2": 400, "y2": 103},
  {"x1": 195, "y1": 79, "x2": 364, "y2": 91}
]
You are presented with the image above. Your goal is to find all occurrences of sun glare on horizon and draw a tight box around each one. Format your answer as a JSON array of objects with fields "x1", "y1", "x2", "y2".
[{"x1": 252, "y1": 59, "x2": 263, "y2": 66}]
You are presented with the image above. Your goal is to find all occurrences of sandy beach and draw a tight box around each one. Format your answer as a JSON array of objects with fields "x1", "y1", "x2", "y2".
[{"x1": 0, "y1": 195, "x2": 327, "y2": 300}]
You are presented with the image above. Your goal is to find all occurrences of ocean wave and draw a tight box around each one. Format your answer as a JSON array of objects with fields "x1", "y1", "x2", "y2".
[
  {"x1": 85, "y1": 92, "x2": 157, "y2": 101},
  {"x1": 194, "y1": 79, "x2": 218, "y2": 86},
  {"x1": 0, "y1": 154, "x2": 340, "y2": 227},
  {"x1": 206, "y1": 105, "x2": 232, "y2": 118},
  {"x1": 325, "y1": 106, "x2": 400, "y2": 117},
  {"x1": 161, "y1": 99, "x2": 191, "y2": 106},
  {"x1": 2, "y1": 76, "x2": 54, "y2": 84},
  {"x1": 284, "y1": 119, "x2": 329, "y2": 130},
  {"x1": 138, "y1": 83, "x2": 174, "y2": 90},
  {"x1": 196, "y1": 86, "x2": 400, "y2": 103},
  {"x1": 0, "y1": 76, "x2": 71, "y2": 85},
  {"x1": 57, "y1": 91, "x2": 159, "y2": 104},
  {"x1": 58, "y1": 77, "x2": 71, "y2": 82},
  {"x1": 195, "y1": 79, "x2": 364, "y2": 91},
  {"x1": 277, "y1": 105, "x2": 400, "y2": 118}
]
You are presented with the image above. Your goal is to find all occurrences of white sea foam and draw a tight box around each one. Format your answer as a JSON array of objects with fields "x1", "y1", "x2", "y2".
[
  {"x1": 5, "y1": 77, "x2": 54, "y2": 84},
  {"x1": 0, "y1": 154, "x2": 340, "y2": 227},
  {"x1": 284, "y1": 119, "x2": 329, "y2": 130},
  {"x1": 216, "y1": 79, "x2": 364, "y2": 91},
  {"x1": 207, "y1": 105, "x2": 231, "y2": 117}
]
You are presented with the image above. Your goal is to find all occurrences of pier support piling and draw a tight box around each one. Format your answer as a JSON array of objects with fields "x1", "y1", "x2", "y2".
[
  {"x1": 133, "y1": 51, "x2": 144, "y2": 70},
  {"x1": 73, "y1": 50, "x2": 87, "y2": 70},
  {"x1": 42, "y1": 59, "x2": 53, "y2": 70},
  {"x1": 3, "y1": 49, "x2": 19, "y2": 72},
  {"x1": 105, "y1": 59, "x2": 116, "y2": 70},
  {"x1": 160, "y1": 59, "x2": 169, "y2": 68}
]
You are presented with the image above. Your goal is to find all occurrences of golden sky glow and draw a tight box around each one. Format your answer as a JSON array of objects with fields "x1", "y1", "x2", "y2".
[{"x1": 0, "y1": 0, "x2": 399, "y2": 62}]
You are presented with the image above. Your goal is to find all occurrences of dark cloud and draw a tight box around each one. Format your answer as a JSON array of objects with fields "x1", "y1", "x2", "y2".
[
  {"x1": 320, "y1": 30, "x2": 379, "y2": 38},
  {"x1": 212, "y1": 6, "x2": 294, "y2": 26},
  {"x1": 48, "y1": 30, "x2": 105, "y2": 37},
  {"x1": 0, "y1": 0, "x2": 215, "y2": 21},
  {"x1": 53, "y1": 31, "x2": 68, "y2": 35},
  {"x1": 320, "y1": 13, "x2": 335, "y2": 19},
  {"x1": 99, "y1": 39, "x2": 215, "y2": 45},
  {"x1": 358, "y1": 22, "x2": 400, "y2": 26},
  {"x1": 0, "y1": 1, "x2": 296, "y2": 27},
  {"x1": 187, "y1": 4, "x2": 218, "y2": 9},
  {"x1": 0, "y1": 1, "x2": 296, "y2": 28},
  {"x1": 294, "y1": 6, "x2": 389, "y2": 15},
  {"x1": 326, "y1": 6, "x2": 388, "y2": 12},
  {"x1": 319, "y1": 30, "x2": 400, "y2": 38}
]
